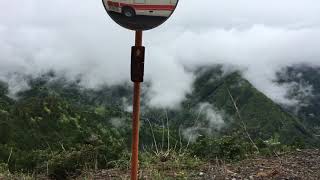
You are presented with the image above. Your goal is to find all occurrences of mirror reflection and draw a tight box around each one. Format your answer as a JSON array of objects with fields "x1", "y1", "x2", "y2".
[{"x1": 103, "y1": 0, "x2": 178, "y2": 30}]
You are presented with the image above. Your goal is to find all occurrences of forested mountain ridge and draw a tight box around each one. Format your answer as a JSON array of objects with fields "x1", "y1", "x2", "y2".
[
  {"x1": 277, "y1": 65, "x2": 320, "y2": 135},
  {"x1": 0, "y1": 66, "x2": 319, "y2": 178},
  {"x1": 179, "y1": 67, "x2": 316, "y2": 145}
]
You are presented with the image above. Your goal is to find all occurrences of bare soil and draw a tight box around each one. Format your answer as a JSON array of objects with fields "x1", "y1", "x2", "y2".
[{"x1": 80, "y1": 149, "x2": 320, "y2": 180}]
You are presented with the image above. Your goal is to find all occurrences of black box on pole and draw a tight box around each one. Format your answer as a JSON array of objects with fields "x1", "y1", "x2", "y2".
[{"x1": 131, "y1": 46, "x2": 145, "y2": 82}]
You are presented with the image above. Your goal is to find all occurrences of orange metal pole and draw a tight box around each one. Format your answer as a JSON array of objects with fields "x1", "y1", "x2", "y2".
[
  {"x1": 131, "y1": 30, "x2": 142, "y2": 180},
  {"x1": 135, "y1": 30, "x2": 142, "y2": 47}
]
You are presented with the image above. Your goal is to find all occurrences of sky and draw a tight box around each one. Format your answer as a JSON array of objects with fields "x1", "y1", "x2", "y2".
[{"x1": 0, "y1": 0, "x2": 320, "y2": 108}]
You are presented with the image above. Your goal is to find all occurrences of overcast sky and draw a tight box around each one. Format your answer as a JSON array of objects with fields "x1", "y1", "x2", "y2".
[{"x1": 0, "y1": 0, "x2": 320, "y2": 108}]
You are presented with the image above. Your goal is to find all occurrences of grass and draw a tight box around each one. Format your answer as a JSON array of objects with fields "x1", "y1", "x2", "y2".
[{"x1": 0, "y1": 163, "x2": 37, "y2": 180}]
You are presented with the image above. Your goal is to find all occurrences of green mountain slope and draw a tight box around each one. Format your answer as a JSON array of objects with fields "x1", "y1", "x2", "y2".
[
  {"x1": 0, "y1": 80, "x2": 131, "y2": 178},
  {"x1": 185, "y1": 67, "x2": 316, "y2": 145},
  {"x1": 140, "y1": 66, "x2": 318, "y2": 146},
  {"x1": 0, "y1": 66, "x2": 319, "y2": 177},
  {"x1": 277, "y1": 65, "x2": 320, "y2": 134}
]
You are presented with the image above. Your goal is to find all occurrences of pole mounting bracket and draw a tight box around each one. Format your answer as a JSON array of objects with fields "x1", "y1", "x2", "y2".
[{"x1": 131, "y1": 46, "x2": 145, "y2": 82}]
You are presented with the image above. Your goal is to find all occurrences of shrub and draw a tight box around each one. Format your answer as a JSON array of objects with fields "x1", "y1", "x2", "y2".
[{"x1": 190, "y1": 135, "x2": 255, "y2": 161}]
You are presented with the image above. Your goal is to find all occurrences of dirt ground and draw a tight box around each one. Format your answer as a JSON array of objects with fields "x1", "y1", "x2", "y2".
[
  {"x1": 80, "y1": 149, "x2": 320, "y2": 180},
  {"x1": 213, "y1": 149, "x2": 320, "y2": 180}
]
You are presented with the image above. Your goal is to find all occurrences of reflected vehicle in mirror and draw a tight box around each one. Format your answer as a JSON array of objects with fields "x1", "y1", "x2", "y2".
[
  {"x1": 103, "y1": 0, "x2": 179, "y2": 30},
  {"x1": 105, "y1": 0, "x2": 177, "y2": 18}
]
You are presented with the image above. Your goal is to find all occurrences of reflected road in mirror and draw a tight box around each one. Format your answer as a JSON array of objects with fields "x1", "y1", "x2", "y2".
[{"x1": 107, "y1": 11, "x2": 167, "y2": 30}]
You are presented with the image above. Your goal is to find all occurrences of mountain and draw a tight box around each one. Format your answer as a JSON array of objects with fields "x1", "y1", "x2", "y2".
[
  {"x1": 142, "y1": 66, "x2": 317, "y2": 146},
  {"x1": 276, "y1": 65, "x2": 320, "y2": 135},
  {"x1": 0, "y1": 77, "x2": 131, "y2": 178},
  {"x1": 0, "y1": 66, "x2": 319, "y2": 177},
  {"x1": 1, "y1": 67, "x2": 318, "y2": 147}
]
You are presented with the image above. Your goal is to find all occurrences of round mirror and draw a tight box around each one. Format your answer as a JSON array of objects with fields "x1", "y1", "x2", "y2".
[{"x1": 102, "y1": 0, "x2": 179, "y2": 31}]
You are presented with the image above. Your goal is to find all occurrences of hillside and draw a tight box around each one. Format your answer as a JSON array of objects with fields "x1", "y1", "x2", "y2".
[
  {"x1": 277, "y1": 65, "x2": 320, "y2": 135},
  {"x1": 0, "y1": 66, "x2": 319, "y2": 178},
  {"x1": 192, "y1": 67, "x2": 316, "y2": 145},
  {"x1": 144, "y1": 66, "x2": 317, "y2": 146}
]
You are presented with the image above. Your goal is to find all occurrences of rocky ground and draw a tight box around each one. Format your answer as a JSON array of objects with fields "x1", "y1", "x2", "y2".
[
  {"x1": 80, "y1": 149, "x2": 320, "y2": 180},
  {"x1": 1, "y1": 149, "x2": 319, "y2": 179},
  {"x1": 212, "y1": 149, "x2": 320, "y2": 180}
]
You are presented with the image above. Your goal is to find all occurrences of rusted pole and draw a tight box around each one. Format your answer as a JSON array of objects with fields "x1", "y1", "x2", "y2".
[
  {"x1": 135, "y1": 30, "x2": 142, "y2": 47},
  {"x1": 131, "y1": 30, "x2": 142, "y2": 180}
]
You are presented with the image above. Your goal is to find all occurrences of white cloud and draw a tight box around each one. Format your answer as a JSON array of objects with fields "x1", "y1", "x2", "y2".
[
  {"x1": 182, "y1": 102, "x2": 227, "y2": 141},
  {"x1": 110, "y1": 117, "x2": 126, "y2": 128},
  {"x1": 0, "y1": 0, "x2": 320, "y2": 107}
]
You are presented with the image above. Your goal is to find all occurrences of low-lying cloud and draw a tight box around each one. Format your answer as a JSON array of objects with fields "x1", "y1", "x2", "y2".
[
  {"x1": 182, "y1": 102, "x2": 227, "y2": 142},
  {"x1": 0, "y1": 0, "x2": 320, "y2": 107}
]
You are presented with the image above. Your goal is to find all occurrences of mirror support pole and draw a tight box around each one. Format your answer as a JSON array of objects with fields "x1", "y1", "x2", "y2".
[
  {"x1": 135, "y1": 30, "x2": 142, "y2": 47},
  {"x1": 131, "y1": 30, "x2": 143, "y2": 180}
]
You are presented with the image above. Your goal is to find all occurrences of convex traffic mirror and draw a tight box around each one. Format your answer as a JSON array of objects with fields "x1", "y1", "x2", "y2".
[{"x1": 102, "y1": 0, "x2": 179, "y2": 31}]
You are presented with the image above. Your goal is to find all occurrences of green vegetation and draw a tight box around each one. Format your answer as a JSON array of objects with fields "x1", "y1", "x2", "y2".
[
  {"x1": 0, "y1": 77, "x2": 130, "y2": 178},
  {"x1": 0, "y1": 67, "x2": 319, "y2": 178},
  {"x1": 277, "y1": 66, "x2": 320, "y2": 134},
  {"x1": 184, "y1": 67, "x2": 317, "y2": 145}
]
